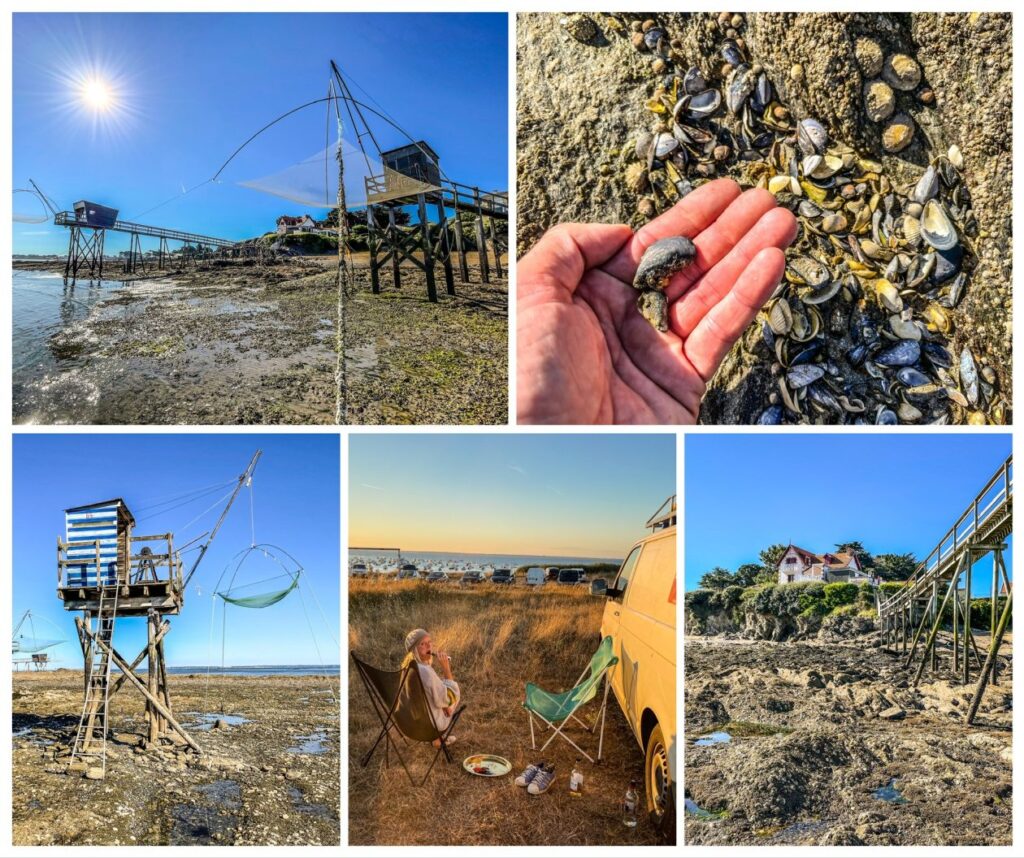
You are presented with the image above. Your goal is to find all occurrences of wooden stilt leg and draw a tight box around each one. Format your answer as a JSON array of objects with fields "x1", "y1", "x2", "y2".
[{"x1": 417, "y1": 194, "x2": 437, "y2": 302}]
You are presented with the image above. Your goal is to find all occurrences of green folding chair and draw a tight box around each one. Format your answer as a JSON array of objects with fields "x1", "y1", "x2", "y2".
[{"x1": 523, "y1": 635, "x2": 618, "y2": 763}]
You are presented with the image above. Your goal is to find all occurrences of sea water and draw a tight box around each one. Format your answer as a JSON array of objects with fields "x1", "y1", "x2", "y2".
[
  {"x1": 12, "y1": 268, "x2": 128, "y2": 421},
  {"x1": 166, "y1": 665, "x2": 340, "y2": 676}
]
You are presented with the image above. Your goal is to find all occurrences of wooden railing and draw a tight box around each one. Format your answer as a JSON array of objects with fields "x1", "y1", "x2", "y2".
[{"x1": 879, "y1": 455, "x2": 1013, "y2": 616}]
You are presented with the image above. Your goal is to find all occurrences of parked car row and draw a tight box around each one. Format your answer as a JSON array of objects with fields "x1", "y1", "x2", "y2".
[{"x1": 351, "y1": 563, "x2": 595, "y2": 587}]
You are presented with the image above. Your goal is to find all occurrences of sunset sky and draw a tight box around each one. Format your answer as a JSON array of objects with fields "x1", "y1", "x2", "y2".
[{"x1": 349, "y1": 434, "x2": 676, "y2": 558}]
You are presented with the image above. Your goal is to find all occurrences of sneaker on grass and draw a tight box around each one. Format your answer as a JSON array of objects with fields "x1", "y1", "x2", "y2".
[
  {"x1": 514, "y1": 761, "x2": 545, "y2": 788},
  {"x1": 527, "y1": 763, "x2": 556, "y2": 795}
]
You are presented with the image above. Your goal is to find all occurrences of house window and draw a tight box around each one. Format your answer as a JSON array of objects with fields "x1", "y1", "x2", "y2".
[{"x1": 786, "y1": 557, "x2": 797, "y2": 564}]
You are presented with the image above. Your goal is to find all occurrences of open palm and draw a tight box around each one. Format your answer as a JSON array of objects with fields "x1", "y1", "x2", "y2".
[{"x1": 517, "y1": 178, "x2": 798, "y2": 424}]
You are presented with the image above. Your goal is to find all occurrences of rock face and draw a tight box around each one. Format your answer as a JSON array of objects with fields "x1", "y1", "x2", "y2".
[
  {"x1": 686, "y1": 603, "x2": 875, "y2": 642},
  {"x1": 517, "y1": 12, "x2": 1011, "y2": 423}
]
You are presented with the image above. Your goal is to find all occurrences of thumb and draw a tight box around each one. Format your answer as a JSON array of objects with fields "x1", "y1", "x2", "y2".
[{"x1": 518, "y1": 222, "x2": 633, "y2": 304}]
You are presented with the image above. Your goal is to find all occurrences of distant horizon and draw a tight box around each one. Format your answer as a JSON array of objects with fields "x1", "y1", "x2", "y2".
[
  {"x1": 348, "y1": 547, "x2": 622, "y2": 561},
  {"x1": 350, "y1": 435, "x2": 675, "y2": 559}
]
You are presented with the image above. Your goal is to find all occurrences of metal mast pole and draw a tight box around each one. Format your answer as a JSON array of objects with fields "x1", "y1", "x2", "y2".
[{"x1": 183, "y1": 450, "x2": 262, "y2": 587}]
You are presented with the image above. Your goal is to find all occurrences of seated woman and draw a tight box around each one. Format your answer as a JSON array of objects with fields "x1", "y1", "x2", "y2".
[{"x1": 402, "y1": 628, "x2": 460, "y2": 746}]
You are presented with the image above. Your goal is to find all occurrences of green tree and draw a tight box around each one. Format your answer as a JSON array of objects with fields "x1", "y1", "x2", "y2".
[
  {"x1": 835, "y1": 541, "x2": 874, "y2": 567},
  {"x1": 873, "y1": 552, "x2": 919, "y2": 582},
  {"x1": 759, "y1": 544, "x2": 788, "y2": 571},
  {"x1": 734, "y1": 562, "x2": 764, "y2": 588},
  {"x1": 698, "y1": 567, "x2": 735, "y2": 590}
]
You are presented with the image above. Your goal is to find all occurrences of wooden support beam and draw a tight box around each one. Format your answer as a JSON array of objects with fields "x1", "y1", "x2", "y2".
[
  {"x1": 367, "y1": 203, "x2": 380, "y2": 294},
  {"x1": 453, "y1": 216, "x2": 469, "y2": 282},
  {"x1": 966, "y1": 588, "x2": 1012, "y2": 725},
  {"x1": 913, "y1": 571, "x2": 959, "y2": 686},
  {"x1": 388, "y1": 208, "x2": 402, "y2": 289},
  {"x1": 84, "y1": 625, "x2": 200, "y2": 752},
  {"x1": 489, "y1": 217, "x2": 503, "y2": 278},
  {"x1": 474, "y1": 194, "x2": 489, "y2": 284},
  {"x1": 436, "y1": 199, "x2": 455, "y2": 295},
  {"x1": 417, "y1": 194, "x2": 437, "y2": 303},
  {"x1": 147, "y1": 611, "x2": 159, "y2": 744},
  {"x1": 107, "y1": 620, "x2": 170, "y2": 701}
]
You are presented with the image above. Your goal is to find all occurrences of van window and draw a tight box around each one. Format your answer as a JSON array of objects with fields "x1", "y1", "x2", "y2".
[
  {"x1": 623, "y1": 535, "x2": 672, "y2": 612},
  {"x1": 611, "y1": 545, "x2": 642, "y2": 602}
]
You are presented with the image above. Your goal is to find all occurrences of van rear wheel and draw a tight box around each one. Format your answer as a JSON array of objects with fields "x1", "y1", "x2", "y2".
[{"x1": 645, "y1": 722, "x2": 675, "y2": 842}]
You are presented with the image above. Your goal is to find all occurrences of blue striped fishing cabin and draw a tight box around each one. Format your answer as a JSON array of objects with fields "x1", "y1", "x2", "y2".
[
  {"x1": 63, "y1": 500, "x2": 131, "y2": 587},
  {"x1": 58, "y1": 498, "x2": 184, "y2": 616}
]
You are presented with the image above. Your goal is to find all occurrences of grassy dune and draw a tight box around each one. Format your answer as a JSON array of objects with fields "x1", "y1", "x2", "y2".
[{"x1": 348, "y1": 579, "x2": 661, "y2": 846}]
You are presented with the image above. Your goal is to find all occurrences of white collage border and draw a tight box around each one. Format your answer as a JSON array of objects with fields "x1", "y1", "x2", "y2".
[{"x1": 1, "y1": 1, "x2": 1020, "y2": 856}]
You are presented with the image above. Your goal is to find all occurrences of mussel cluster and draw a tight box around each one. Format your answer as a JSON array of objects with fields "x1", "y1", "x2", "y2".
[{"x1": 617, "y1": 13, "x2": 1003, "y2": 425}]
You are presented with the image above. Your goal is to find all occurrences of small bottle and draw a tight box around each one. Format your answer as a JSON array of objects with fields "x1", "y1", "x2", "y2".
[
  {"x1": 622, "y1": 779, "x2": 639, "y2": 828},
  {"x1": 569, "y1": 759, "x2": 584, "y2": 797}
]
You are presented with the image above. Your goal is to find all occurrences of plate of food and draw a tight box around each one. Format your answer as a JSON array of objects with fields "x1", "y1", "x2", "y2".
[{"x1": 462, "y1": 753, "x2": 512, "y2": 777}]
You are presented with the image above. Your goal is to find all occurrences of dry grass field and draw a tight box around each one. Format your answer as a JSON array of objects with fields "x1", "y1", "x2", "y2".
[{"x1": 348, "y1": 578, "x2": 665, "y2": 846}]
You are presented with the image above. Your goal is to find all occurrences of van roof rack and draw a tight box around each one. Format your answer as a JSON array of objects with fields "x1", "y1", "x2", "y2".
[{"x1": 646, "y1": 494, "x2": 677, "y2": 531}]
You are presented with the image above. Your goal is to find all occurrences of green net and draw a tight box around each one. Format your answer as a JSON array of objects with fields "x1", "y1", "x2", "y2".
[
  {"x1": 524, "y1": 636, "x2": 617, "y2": 722},
  {"x1": 217, "y1": 574, "x2": 299, "y2": 609}
]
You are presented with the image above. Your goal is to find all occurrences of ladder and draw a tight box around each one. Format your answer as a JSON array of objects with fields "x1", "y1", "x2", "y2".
[{"x1": 70, "y1": 578, "x2": 120, "y2": 774}]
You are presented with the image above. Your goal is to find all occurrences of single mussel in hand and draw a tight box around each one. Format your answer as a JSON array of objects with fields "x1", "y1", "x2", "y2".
[{"x1": 631, "y1": 236, "x2": 697, "y2": 332}]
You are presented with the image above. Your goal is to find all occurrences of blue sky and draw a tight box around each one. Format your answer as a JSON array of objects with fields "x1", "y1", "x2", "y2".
[
  {"x1": 13, "y1": 434, "x2": 340, "y2": 666},
  {"x1": 685, "y1": 434, "x2": 1013, "y2": 593},
  {"x1": 13, "y1": 13, "x2": 508, "y2": 254},
  {"x1": 350, "y1": 434, "x2": 676, "y2": 558}
]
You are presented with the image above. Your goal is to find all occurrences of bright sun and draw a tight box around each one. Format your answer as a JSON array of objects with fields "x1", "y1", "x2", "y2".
[{"x1": 80, "y1": 78, "x2": 113, "y2": 111}]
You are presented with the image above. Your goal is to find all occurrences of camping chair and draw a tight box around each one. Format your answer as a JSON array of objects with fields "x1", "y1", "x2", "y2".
[
  {"x1": 351, "y1": 652, "x2": 466, "y2": 787},
  {"x1": 523, "y1": 635, "x2": 618, "y2": 763}
]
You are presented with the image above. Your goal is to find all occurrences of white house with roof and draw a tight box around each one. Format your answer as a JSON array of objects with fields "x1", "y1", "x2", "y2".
[
  {"x1": 276, "y1": 214, "x2": 318, "y2": 234},
  {"x1": 777, "y1": 544, "x2": 873, "y2": 585}
]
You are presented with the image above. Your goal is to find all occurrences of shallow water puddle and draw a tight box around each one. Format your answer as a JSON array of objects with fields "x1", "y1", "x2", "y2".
[
  {"x1": 694, "y1": 730, "x2": 732, "y2": 746},
  {"x1": 777, "y1": 820, "x2": 828, "y2": 839},
  {"x1": 685, "y1": 798, "x2": 726, "y2": 820},
  {"x1": 288, "y1": 786, "x2": 335, "y2": 820},
  {"x1": 288, "y1": 729, "x2": 328, "y2": 754},
  {"x1": 168, "y1": 779, "x2": 240, "y2": 845},
  {"x1": 873, "y1": 778, "x2": 908, "y2": 804},
  {"x1": 12, "y1": 726, "x2": 54, "y2": 746},
  {"x1": 183, "y1": 712, "x2": 249, "y2": 732}
]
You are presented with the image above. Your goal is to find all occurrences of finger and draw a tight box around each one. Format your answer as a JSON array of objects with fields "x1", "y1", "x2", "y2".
[
  {"x1": 670, "y1": 205, "x2": 798, "y2": 336},
  {"x1": 683, "y1": 246, "x2": 787, "y2": 383},
  {"x1": 518, "y1": 222, "x2": 633, "y2": 304},
  {"x1": 601, "y1": 178, "x2": 742, "y2": 282},
  {"x1": 664, "y1": 189, "x2": 791, "y2": 303}
]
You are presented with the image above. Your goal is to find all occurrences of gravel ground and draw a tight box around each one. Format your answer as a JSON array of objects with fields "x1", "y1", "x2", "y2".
[{"x1": 12, "y1": 672, "x2": 340, "y2": 846}]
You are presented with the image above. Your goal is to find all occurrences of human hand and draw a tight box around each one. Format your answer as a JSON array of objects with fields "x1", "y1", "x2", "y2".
[
  {"x1": 517, "y1": 178, "x2": 798, "y2": 424},
  {"x1": 435, "y1": 650, "x2": 453, "y2": 679}
]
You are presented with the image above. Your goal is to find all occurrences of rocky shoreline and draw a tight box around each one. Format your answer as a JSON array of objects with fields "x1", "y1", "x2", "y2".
[
  {"x1": 12, "y1": 671, "x2": 340, "y2": 846},
  {"x1": 13, "y1": 255, "x2": 507, "y2": 425},
  {"x1": 685, "y1": 635, "x2": 1012, "y2": 845}
]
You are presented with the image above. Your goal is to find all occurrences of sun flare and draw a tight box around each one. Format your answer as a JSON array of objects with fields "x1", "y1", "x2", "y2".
[{"x1": 80, "y1": 77, "x2": 114, "y2": 111}]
